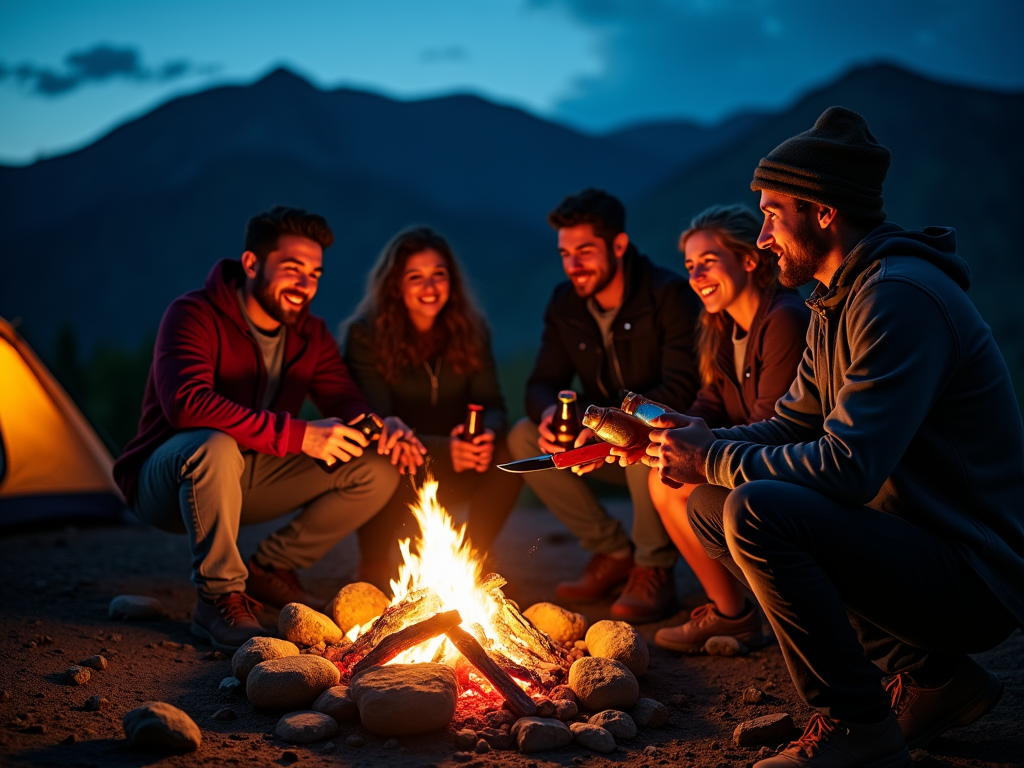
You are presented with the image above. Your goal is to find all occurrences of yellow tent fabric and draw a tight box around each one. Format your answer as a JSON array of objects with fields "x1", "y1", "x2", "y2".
[{"x1": 0, "y1": 316, "x2": 124, "y2": 524}]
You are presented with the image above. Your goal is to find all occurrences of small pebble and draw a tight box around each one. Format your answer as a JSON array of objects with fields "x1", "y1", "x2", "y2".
[
  {"x1": 79, "y1": 655, "x2": 107, "y2": 671},
  {"x1": 455, "y1": 729, "x2": 478, "y2": 750},
  {"x1": 743, "y1": 686, "x2": 766, "y2": 705},
  {"x1": 346, "y1": 734, "x2": 364, "y2": 747},
  {"x1": 320, "y1": 741, "x2": 336, "y2": 753},
  {"x1": 667, "y1": 693, "x2": 691, "y2": 708},
  {"x1": 62, "y1": 733, "x2": 77, "y2": 744},
  {"x1": 475, "y1": 739, "x2": 491, "y2": 753},
  {"x1": 643, "y1": 745, "x2": 658, "y2": 755},
  {"x1": 383, "y1": 738, "x2": 399, "y2": 749},
  {"x1": 281, "y1": 749, "x2": 299, "y2": 763},
  {"x1": 213, "y1": 708, "x2": 237, "y2": 721},
  {"x1": 84, "y1": 695, "x2": 110, "y2": 712},
  {"x1": 218, "y1": 676, "x2": 243, "y2": 695},
  {"x1": 64, "y1": 666, "x2": 90, "y2": 686}
]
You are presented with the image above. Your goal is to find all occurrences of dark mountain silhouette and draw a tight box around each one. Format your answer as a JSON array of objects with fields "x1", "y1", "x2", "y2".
[{"x1": 0, "y1": 62, "x2": 1021, "y2": 448}]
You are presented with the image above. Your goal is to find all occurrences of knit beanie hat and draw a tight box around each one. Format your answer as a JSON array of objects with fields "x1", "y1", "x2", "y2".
[{"x1": 750, "y1": 106, "x2": 891, "y2": 222}]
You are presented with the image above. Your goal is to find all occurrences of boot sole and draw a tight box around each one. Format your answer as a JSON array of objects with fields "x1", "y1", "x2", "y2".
[{"x1": 905, "y1": 672, "x2": 1004, "y2": 749}]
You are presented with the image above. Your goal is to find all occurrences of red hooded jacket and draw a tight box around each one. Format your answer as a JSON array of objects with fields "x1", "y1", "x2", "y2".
[{"x1": 113, "y1": 259, "x2": 370, "y2": 501}]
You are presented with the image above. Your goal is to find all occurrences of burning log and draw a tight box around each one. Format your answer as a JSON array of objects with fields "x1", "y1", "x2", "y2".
[
  {"x1": 338, "y1": 588, "x2": 442, "y2": 663},
  {"x1": 446, "y1": 625, "x2": 537, "y2": 718},
  {"x1": 495, "y1": 600, "x2": 567, "y2": 667},
  {"x1": 351, "y1": 610, "x2": 462, "y2": 678}
]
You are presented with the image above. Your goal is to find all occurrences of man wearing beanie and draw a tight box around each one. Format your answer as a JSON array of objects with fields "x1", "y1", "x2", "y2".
[{"x1": 635, "y1": 107, "x2": 1024, "y2": 766}]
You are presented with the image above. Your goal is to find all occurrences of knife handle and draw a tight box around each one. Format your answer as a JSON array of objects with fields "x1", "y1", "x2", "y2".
[{"x1": 551, "y1": 442, "x2": 613, "y2": 469}]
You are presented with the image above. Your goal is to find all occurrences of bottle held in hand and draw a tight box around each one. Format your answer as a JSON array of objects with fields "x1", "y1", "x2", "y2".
[
  {"x1": 462, "y1": 404, "x2": 484, "y2": 442},
  {"x1": 552, "y1": 390, "x2": 580, "y2": 447},
  {"x1": 621, "y1": 391, "x2": 671, "y2": 425},
  {"x1": 316, "y1": 413, "x2": 385, "y2": 473},
  {"x1": 581, "y1": 405, "x2": 650, "y2": 449}
]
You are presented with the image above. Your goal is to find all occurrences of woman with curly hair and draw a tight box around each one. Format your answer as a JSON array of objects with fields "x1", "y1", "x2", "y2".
[
  {"x1": 648, "y1": 205, "x2": 809, "y2": 654},
  {"x1": 342, "y1": 227, "x2": 521, "y2": 585}
]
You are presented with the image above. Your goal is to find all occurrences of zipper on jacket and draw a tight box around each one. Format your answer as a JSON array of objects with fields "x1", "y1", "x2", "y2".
[{"x1": 424, "y1": 357, "x2": 441, "y2": 406}]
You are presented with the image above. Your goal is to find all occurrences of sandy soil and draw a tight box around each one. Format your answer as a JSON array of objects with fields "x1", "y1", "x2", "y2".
[{"x1": 1, "y1": 500, "x2": 1021, "y2": 768}]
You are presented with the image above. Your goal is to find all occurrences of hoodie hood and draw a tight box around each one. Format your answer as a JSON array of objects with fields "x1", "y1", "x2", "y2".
[
  {"x1": 810, "y1": 223, "x2": 970, "y2": 313},
  {"x1": 203, "y1": 258, "x2": 313, "y2": 337}
]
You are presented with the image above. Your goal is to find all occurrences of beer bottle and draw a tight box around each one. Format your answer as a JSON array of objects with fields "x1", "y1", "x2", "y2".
[
  {"x1": 581, "y1": 405, "x2": 650, "y2": 448},
  {"x1": 551, "y1": 390, "x2": 580, "y2": 446},
  {"x1": 462, "y1": 403, "x2": 484, "y2": 441},
  {"x1": 621, "y1": 391, "x2": 672, "y2": 425}
]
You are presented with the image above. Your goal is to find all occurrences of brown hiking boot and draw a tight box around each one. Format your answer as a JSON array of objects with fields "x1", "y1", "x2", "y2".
[
  {"x1": 555, "y1": 552, "x2": 634, "y2": 602},
  {"x1": 246, "y1": 556, "x2": 325, "y2": 610},
  {"x1": 755, "y1": 711, "x2": 911, "y2": 767},
  {"x1": 886, "y1": 656, "x2": 1003, "y2": 748},
  {"x1": 655, "y1": 601, "x2": 765, "y2": 654},
  {"x1": 190, "y1": 591, "x2": 267, "y2": 652},
  {"x1": 609, "y1": 566, "x2": 676, "y2": 623}
]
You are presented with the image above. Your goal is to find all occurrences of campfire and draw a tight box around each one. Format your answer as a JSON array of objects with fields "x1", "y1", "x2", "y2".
[{"x1": 323, "y1": 478, "x2": 574, "y2": 717}]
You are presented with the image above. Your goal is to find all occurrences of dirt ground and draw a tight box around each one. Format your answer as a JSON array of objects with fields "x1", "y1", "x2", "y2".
[{"x1": 1, "y1": 499, "x2": 1021, "y2": 768}]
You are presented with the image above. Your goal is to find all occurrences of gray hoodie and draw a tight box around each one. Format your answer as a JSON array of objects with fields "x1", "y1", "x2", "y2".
[{"x1": 707, "y1": 223, "x2": 1024, "y2": 625}]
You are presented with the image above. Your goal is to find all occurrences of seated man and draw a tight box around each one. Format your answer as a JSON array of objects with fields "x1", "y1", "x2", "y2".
[
  {"x1": 509, "y1": 188, "x2": 700, "y2": 622},
  {"x1": 113, "y1": 206, "x2": 423, "y2": 651},
  {"x1": 640, "y1": 108, "x2": 1024, "y2": 766}
]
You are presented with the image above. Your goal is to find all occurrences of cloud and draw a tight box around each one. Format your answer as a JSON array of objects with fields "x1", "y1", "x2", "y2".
[
  {"x1": 530, "y1": 0, "x2": 1024, "y2": 130},
  {"x1": 421, "y1": 45, "x2": 469, "y2": 63},
  {"x1": 0, "y1": 44, "x2": 218, "y2": 96}
]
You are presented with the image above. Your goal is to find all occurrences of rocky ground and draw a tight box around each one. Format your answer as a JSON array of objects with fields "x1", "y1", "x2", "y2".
[{"x1": 1, "y1": 500, "x2": 1021, "y2": 768}]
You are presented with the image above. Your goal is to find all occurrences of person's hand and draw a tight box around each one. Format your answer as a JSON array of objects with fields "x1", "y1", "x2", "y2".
[
  {"x1": 645, "y1": 413, "x2": 716, "y2": 487},
  {"x1": 537, "y1": 404, "x2": 563, "y2": 454},
  {"x1": 569, "y1": 427, "x2": 604, "y2": 476},
  {"x1": 450, "y1": 425, "x2": 496, "y2": 473},
  {"x1": 379, "y1": 416, "x2": 427, "y2": 473},
  {"x1": 302, "y1": 417, "x2": 370, "y2": 466}
]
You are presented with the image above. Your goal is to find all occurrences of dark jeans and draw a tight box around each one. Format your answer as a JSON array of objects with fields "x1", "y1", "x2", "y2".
[
  {"x1": 358, "y1": 439, "x2": 522, "y2": 563},
  {"x1": 688, "y1": 481, "x2": 1016, "y2": 723}
]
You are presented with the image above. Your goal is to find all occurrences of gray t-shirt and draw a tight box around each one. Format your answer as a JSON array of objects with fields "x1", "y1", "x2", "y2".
[
  {"x1": 587, "y1": 297, "x2": 626, "y2": 394},
  {"x1": 732, "y1": 322, "x2": 749, "y2": 384},
  {"x1": 237, "y1": 289, "x2": 286, "y2": 411}
]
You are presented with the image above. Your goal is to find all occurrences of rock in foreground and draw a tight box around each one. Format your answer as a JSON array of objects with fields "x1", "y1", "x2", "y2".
[
  {"x1": 276, "y1": 711, "x2": 338, "y2": 743},
  {"x1": 631, "y1": 697, "x2": 669, "y2": 728},
  {"x1": 232, "y1": 637, "x2": 299, "y2": 683},
  {"x1": 246, "y1": 655, "x2": 340, "y2": 711},
  {"x1": 585, "y1": 620, "x2": 649, "y2": 676},
  {"x1": 311, "y1": 686, "x2": 359, "y2": 723},
  {"x1": 327, "y1": 582, "x2": 390, "y2": 633},
  {"x1": 734, "y1": 712, "x2": 796, "y2": 747},
  {"x1": 568, "y1": 657, "x2": 639, "y2": 711},
  {"x1": 349, "y1": 663, "x2": 458, "y2": 736},
  {"x1": 108, "y1": 595, "x2": 165, "y2": 621},
  {"x1": 278, "y1": 603, "x2": 343, "y2": 647},
  {"x1": 570, "y1": 722, "x2": 616, "y2": 753},
  {"x1": 512, "y1": 717, "x2": 573, "y2": 753},
  {"x1": 123, "y1": 702, "x2": 201, "y2": 753},
  {"x1": 523, "y1": 602, "x2": 587, "y2": 645},
  {"x1": 588, "y1": 709, "x2": 636, "y2": 739}
]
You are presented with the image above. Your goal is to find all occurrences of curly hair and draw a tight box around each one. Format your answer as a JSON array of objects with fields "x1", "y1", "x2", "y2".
[
  {"x1": 346, "y1": 227, "x2": 487, "y2": 385},
  {"x1": 679, "y1": 205, "x2": 779, "y2": 386}
]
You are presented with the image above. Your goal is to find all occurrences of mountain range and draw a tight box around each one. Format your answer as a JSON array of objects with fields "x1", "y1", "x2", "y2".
[{"x1": 1, "y1": 63, "x2": 1021, "y2": 446}]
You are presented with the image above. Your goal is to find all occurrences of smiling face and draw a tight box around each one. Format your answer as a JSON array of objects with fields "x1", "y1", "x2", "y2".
[
  {"x1": 757, "y1": 190, "x2": 830, "y2": 287},
  {"x1": 558, "y1": 223, "x2": 624, "y2": 300},
  {"x1": 400, "y1": 249, "x2": 451, "y2": 331},
  {"x1": 683, "y1": 229, "x2": 756, "y2": 314},
  {"x1": 246, "y1": 233, "x2": 323, "y2": 327}
]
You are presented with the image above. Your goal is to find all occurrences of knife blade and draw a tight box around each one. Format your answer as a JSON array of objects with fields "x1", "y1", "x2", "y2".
[{"x1": 497, "y1": 442, "x2": 613, "y2": 473}]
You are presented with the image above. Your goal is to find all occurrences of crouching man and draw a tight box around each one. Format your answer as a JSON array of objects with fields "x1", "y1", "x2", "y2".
[
  {"x1": 113, "y1": 206, "x2": 424, "y2": 651},
  {"x1": 640, "y1": 108, "x2": 1024, "y2": 766}
]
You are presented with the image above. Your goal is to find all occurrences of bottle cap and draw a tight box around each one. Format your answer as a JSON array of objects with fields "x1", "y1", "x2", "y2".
[{"x1": 558, "y1": 390, "x2": 577, "y2": 403}]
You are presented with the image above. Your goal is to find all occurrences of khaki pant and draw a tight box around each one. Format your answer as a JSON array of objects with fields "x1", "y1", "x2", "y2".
[
  {"x1": 133, "y1": 429, "x2": 400, "y2": 596},
  {"x1": 507, "y1": 417, "x2": 676, "y2": 569}
]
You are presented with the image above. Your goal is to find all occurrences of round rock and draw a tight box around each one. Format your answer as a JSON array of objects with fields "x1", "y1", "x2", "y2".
[
  {"x1": 631, "y1": 697, "x2": 669, "y2": 728},
  {"x1": 232, "y1": 637, "x2": 299, "y2": 683},
  {"x1": 64, "y1": 666, "x2": 90, "y2": 685},
  {"x1": 79, "y1": 655, "x2": 107, "y2": 671},
  {"x1": 278, "y1": 603, "x2": 343, "y2": 647},
  {"x1": 568, "y1": 657, "x2": 639, "y2": 712},
  {"x1": 246, "y1": 655, "x2": 341, "y2": 711},
  {"x1": 588, "y1": 710, "x2": 637, "y2": 740},
  {"x1": 554, "y1": 700, "x2": 578, "y2": 721},
  {"x1": 570, "y1": 722, "x2": 616, "y2": 753},
  {"x1": 523, "y1": 602, "x2": 587, "y2": 645},
  {"x1": 511, "y1": 716, "x2": 573, "y2": 753},
  {"x1": 326, "y1": 582, "x2": 391, "y2": 633},
  {"x1": 311, "y1": 686, "x2": 358, "y2": 723},
  {"x1": 108, "y1": 595, "x2": 165, "y2": 621},
  {"x1": 123, "y1": 701, "x2": 201, "y2": 753},
  {"x1": 349, "y1": 663, "x2": 458, "y2": 736},
  {"x1": 585, "y1": 620, "x2": 649, "y2": 676},
  {"x1": 275, "y1": 711, "x2": 339, "y2": 744}
]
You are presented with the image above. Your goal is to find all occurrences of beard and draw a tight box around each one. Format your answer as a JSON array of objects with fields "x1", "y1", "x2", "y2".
[
  {"x1": 253, "y1": 265, "x2": 307, "y2": 326},
  {"x1": 777, "y1": 216, "x2": 831, "y2": 288},
  {"x1": 571, "y1": 254, "x2": 618, "y2": 298}
]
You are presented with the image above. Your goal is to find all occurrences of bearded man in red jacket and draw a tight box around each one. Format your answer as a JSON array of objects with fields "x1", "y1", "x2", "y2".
[{"x1": 114, "y1": 206, "x2": 423, "y2": 651}]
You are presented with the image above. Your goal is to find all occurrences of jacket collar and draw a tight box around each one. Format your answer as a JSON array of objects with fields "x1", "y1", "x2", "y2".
[{"x1": 806, "y1": 222, "x2": 904, "y2": 316}]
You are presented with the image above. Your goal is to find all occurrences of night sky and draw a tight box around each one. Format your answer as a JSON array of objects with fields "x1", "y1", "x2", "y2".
[{"x1": 1, "y1": 0, "x2": 1022, "y2": 164}]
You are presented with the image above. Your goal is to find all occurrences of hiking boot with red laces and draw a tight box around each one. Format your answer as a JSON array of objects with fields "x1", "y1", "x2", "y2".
[
  {"x1": 755, "y1": 711, "x2": 911, "y2": 767},
  {"x1": 246, "y1": 556, "x2": 325, "y2": 610},
  {"x1": 655, "y1": 601, "x2": 766, "y2": 654},
  {"x1": 609, "y1": 566, "x2": 676, "y2": 623},
  {"x1": 555, "y1": 552, "x2": 634, "y2": 602},
  {"x1": 191, "y1": 591, "x2": 267, "y2": 652},
  {"x1": 886, "y1": 655, "x2": 1003, "y2": 748}
]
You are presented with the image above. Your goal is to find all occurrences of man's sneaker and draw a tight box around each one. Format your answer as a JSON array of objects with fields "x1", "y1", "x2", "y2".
[
  {"x1": 886, "y1": 655, "x2": 1003, "y2": 748},
  {"x1": 654, "y1": 601, "x2": 766, "y2": 654},
  {"x1": 190, "y1": 591, "x2": 267, "y2": 652},
  {"x1": 756, "y1": 711, "x2": 911, "y2": 767},
  {"x1": 555, "y1": 552, "x2": 634, "y2": 602},
  {"x1": 609, "y1": 566, "x2": 676, "y2": 623},
  {"x1": 246, "y1": 556, "x2": 325, "y2": 610}
]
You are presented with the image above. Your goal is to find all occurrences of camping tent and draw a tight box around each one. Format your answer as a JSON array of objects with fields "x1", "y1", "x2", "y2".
[{"x1": 0, "y1": 316, "x2": 126, "y2": 526}]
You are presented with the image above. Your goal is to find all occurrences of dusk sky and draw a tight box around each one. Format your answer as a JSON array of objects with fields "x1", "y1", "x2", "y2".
[{"x1": 1, "y1": 0, "x2": 1022, "y2": 165}]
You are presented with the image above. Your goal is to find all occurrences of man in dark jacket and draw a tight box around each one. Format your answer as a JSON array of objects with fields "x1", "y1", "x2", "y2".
[
  {"x1": 508, "y1": 188, "x2": 700, "y2": 622},
  {"x1": 645, "y1": 108, "x2": 1024, "y2": 766},
  {"x1": 114, "y1": 206, "x2": 422, "y2": 651}
]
